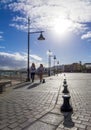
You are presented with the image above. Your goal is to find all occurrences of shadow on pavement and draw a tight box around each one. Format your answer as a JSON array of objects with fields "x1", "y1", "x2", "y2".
[
  {"x1": 63, "y1": 112, "x2": 74, "y2": 128},
  {"x1": 14, "y1": 82, "x2": 32, "y2": 89},
  {"x1": 27, "y1": 83, "x2": 40, "y2": 89}
]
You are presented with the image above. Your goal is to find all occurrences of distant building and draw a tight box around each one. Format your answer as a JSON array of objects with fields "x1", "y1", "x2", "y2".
[
  {"x1": 63, "y1": 63, "x2": 82, "y2": 72},
  {"x1": 84, "y1": 63, "x2": 91, "y2": 72},
  {"x1": 46, "y1": 62, "x2": 91, "y2": 73},
  {"x1": 84, "y1": 63, "x2": 91, "y2": 68},
  {"x1": 72, "y1": 63, "x2": 81, "y2": 72},
  {"x1": 64, "y1": 64, "x2": 72, "y2": 72}
]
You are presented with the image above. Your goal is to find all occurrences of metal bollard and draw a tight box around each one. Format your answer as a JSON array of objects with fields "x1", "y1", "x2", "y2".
[
  {"x1": 63, "y1": 79, "x2": 67, "y2": 85},
  {"x1": 42, "y1": 79, "x2": 45, "y2": 83},
  {"x1": 62, "y1": 84, "x2": 69, "y2": 94},
  {"x1": 61, "y1": 95, "x2": 73, "y2": 112},
  {"x1": 63, "y1": 112, "x2": 74, "y2": 127}
]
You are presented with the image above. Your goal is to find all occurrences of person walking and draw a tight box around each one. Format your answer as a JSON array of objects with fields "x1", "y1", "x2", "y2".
[
  {"x1": 30, "y1": 63, "x2": 36, "y2": 82},
  {"x1": 37, "y1": 64, "x2": 44, "y2": 83}
]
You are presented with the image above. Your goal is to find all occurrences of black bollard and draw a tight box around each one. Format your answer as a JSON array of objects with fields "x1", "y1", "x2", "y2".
[
  {"x1": 63, "y1": 112, "x2": 74, "y2": 127},
  {"x1": 63, "y1": 79, "x2": 67, "y2": 85},
  {"x1": 62, "y1": 84, "x2": 69, "y2": 94},
  {"x1": 64, "y1": 74, "x2": 66, "y2": 77},
  {"x1": 61, "y1": 95, "x2": 73, "y2": 112},
  {"x1": 42, "y1": 79, "x2": 45, "y2": 83}
]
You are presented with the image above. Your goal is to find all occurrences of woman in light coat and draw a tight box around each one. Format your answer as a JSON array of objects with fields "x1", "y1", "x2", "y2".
[{"x1": 37, "y1": 64, "x2": 44, "y2": 83}]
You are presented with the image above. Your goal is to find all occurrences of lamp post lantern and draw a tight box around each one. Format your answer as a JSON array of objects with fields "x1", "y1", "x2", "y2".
[{"x1": 26, "y1": 17, "x2": 45, "y2": 82}]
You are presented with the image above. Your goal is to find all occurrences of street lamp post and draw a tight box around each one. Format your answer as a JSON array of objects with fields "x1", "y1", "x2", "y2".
[
  {"x1": 27, "y1": 17, "x2": 30, "y2": 81},
  {"x1": 57, "y1": 61, "x2": 59, "y2": 75},
  {"x1": 54, "y1": 55, "x2": 56, "y2": 75},
  {"x1": 26, "y1": 17, "x2": 45, "y2": 82},
  {"x1": 48, "y1": 50, "x2": 52, "y2": 76}
]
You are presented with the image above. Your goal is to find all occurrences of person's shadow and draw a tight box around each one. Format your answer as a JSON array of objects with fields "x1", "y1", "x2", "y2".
[
  {"x1": 63, "y1": 112, "x2": 74, "y2": 128},
  {"x1": 27, "y1": 83, "x2": 40, "y2": 89}
]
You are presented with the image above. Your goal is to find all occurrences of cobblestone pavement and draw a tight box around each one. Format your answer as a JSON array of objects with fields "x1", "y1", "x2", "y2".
[
  {"x1": 0, "y1": 76, "x2": 62, "y2": 130},
  {"x1": 0, "y1": 73, "x2": 91, "y2": 130}
]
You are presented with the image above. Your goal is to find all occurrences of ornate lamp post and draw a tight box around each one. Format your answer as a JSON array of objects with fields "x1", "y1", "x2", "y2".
[
  {"x1": 57, "y1": 61, "x2": 59, "y2": 75},
  {"x1": 54, "y1": 55, "x2": 56, "y2": 75},
  {"x1": 48, "y1": 50, "x2": 52, "y2": 76},
  {"x1": 26, "y1": 17, "x2": 45, "y2": 82}
]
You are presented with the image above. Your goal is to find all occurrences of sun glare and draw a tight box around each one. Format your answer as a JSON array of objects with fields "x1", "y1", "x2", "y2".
[{"x1": 53, "y1": 19, "x2": 72, "y2": 36}]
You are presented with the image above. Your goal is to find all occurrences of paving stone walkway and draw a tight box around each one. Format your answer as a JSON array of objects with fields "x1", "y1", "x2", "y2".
[{"x1": 0, "y1": 73, "x2": 91, "y2": 130}]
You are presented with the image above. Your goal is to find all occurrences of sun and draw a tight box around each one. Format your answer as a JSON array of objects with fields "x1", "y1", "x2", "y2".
[{"x1": 53, "y1": 19, "x2": 72, "y2": 36}]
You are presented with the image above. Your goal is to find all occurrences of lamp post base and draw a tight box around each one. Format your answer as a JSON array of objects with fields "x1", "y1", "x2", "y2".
[{"x1": 48, "y1": 70, "x2": 51, "y2": 76}]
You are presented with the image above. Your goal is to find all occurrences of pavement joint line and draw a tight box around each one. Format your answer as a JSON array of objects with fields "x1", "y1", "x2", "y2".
[
  {"x1": 23, "y1": 107, "x2": 54, "y2": 130},
  {"x1": 36, "y1": 112, "x2": 64, "y2": 130},
  {"x1": 49, "y1": 111, "x2": 62, "y2": 116},
  {"x1": 38, "y1": 119, "x2": 58, "y2": 128},
  {"x1": 54, "y1": 119, "x2": 64, "y2": 130},
  {"x1": 54, "y1": 84, "x2": 62, "y2": 107}
]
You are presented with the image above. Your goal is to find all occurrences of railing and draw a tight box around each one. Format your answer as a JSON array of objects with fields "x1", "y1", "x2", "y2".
[
  {"x1": 0, "y1": 70, "x2": 27, "y2": 85},
  {"x1": 0, "y1": 70, "x2": 49, "y2": 85}
]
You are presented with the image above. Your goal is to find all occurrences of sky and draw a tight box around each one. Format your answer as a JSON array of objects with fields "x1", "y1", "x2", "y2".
[{"x1": 0, "y1": 0, "x2": 91, "y2": 70}]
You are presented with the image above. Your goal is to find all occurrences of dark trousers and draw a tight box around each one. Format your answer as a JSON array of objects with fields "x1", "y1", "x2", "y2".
[{"x1": 31, "y1": 73, "x2": 35, "y2": 82}]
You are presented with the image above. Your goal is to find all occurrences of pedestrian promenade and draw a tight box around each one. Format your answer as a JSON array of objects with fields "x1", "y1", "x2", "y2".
[{"x1": 0, "y1": 73, "x2": 91, "y2": 130}]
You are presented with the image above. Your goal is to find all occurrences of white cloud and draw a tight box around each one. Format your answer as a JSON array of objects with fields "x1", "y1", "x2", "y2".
[
  {"x1": 1, "y1": 0, "x2": 91, "y2": 36},
  {"x1": 0, "y1": 52, "x2": 25, "y2": 69},
  {"x1": 12, "y1": 16, "x2": 27, "y2": 23},
  {"x1": 0, "y1": 52, "x2": 27, "y2": 61},
  {"x1": 30, "y1": 54, "x2": 42, "y2": 61},
  {"x1": 0, "y1": 51, "x2": 43, "y2": 69},
  {"x1": 81, "y1": 31, "x2": 91, "y2": 40},
  {"x1": 9, "y1": 23, "x2": 27, "y2": 32}
]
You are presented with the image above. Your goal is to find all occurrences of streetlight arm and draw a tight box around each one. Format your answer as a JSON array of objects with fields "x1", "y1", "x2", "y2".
[{"x1": 29, "y1": 31, "x2": 44, "y2": 34}]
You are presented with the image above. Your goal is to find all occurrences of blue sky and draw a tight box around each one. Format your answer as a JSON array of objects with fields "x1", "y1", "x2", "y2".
[{"x1": 0, "y1": 0, "x2": 91, "y2": 69}]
